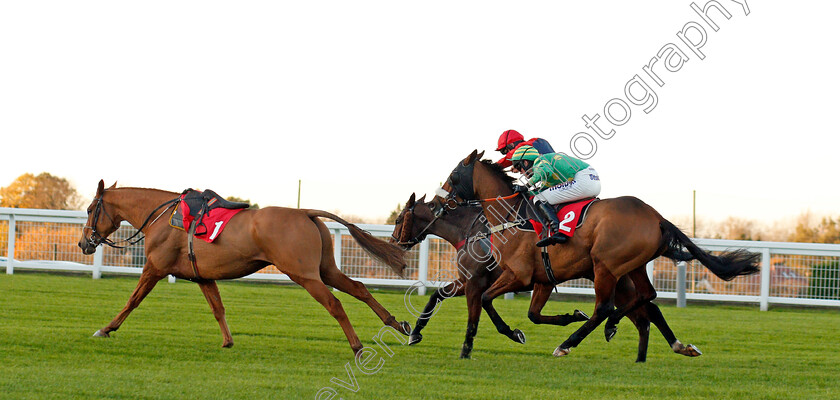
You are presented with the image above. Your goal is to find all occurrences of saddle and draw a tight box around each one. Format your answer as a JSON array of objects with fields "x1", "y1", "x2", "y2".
[
  {"x1": 519, "y1": 197, "x2": 598, "y2": 238},
  {"x1": 170, "y1": 189, "x2": 250, "y2": 233},
  {"x1": 169, "y1": 189, "x2": 250, "y2": 280}
]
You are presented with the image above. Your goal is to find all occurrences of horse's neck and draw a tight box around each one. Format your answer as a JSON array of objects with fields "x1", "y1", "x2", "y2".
[
  {"x1": 110, "y1": 188, "x2": 176, "y2": 229},
  {"x1": 473, "y1": 165, "x2": 517, "y2": 227},
  {"x1": 429, "y1": 208, "x2": 483, "y2": 245}
]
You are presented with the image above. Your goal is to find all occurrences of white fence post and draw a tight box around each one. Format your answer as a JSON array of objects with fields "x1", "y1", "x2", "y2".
[
  {"x1": 676, "y1": 261, "x2": 687, "y2": 308},
  {"x1": 6, "y1": 214, "x2": 15, "y2": 275},
  {"x1": 760, "y1": 248, "x2": 771, "y2": 311},
  {"x1": 92, "y1": 246, "x2": 103, "y2": 279},
  {"x1": 333, "y1": 229, "x2": 342, "y2": 291},
  {"x1": 333, "y1": 229, "x2": 342, "y2": 270},
  {"x1": 168, "y1": 275, "x2": 176, "y2": 283},
  {"x1": 645, "y1": 260, "x2": 654, "y2": 281},
  {"x1": 417, "y1": 239, "x2": 430, "y2": 296}
]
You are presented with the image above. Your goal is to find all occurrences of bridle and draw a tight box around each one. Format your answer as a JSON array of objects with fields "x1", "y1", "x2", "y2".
[
  {"x1": 84, "y1": 195, "x2": 181, "y2": 249},
  {"x1": 391, "y1": 199, "x2": 451, "y2": 247}
]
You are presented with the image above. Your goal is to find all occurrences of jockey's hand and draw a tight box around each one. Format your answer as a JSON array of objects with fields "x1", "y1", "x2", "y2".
[{"x1": 512, "y1": 184, "x2": 530, "y2": 193}]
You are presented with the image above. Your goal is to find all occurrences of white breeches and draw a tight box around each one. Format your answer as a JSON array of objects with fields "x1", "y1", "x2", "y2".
[{"x1": 533, "y1": 167, "x2": 601, "y2": 205}]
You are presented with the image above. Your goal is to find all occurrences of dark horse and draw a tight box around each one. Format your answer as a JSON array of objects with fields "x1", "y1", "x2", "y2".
[
  {"x1": 77, "y1": 181, "x2": 411, "y2": 354},
  {"x1": 439, "y1": 151, "x2": 760, "y2": 357},
  {"x1": 392, "y1": 193, "x2": 702, "y2": 361}
]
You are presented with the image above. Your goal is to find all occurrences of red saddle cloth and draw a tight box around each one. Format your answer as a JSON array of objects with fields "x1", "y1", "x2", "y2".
[
  {"x1": 530, "y1": 198, "x2": 596, "y2": 238},
  {"x1": 170, "y1": 193, "x2": 246, "y2": 243}
]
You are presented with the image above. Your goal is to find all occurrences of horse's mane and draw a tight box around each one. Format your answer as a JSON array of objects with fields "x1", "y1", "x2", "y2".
[{"x1": 477, "y1": 158, "x2": 516, "y2": 186}]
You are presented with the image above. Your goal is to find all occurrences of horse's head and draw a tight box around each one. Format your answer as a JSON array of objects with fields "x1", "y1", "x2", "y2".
[
  {"x1": 438, "y1": 150, "x2": 515, "y2": 204},
  {"x1": 390, "y1": 193, "x2": 427, "y2": 249},
  {"x1": 78, "y1": 180, "x2": 120, "y2": 255}
]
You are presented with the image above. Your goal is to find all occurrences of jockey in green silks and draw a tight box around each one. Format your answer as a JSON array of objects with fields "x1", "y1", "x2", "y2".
[{"x1": 510, "y1": 145, "x2": 601, "y2": 247}]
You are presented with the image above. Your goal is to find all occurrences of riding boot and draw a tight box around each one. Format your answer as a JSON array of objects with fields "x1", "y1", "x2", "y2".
[{"x1": 535, "y1": 200, "x2": 568, "y2": 247}]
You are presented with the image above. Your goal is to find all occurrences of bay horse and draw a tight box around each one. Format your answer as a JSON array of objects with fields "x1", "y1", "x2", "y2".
[
  {"x1": 391, "y1": 193, "x2": 701, "y2": 361},
  {"x1": 77, "y1": 180, "x2": 411, "y2": 354},
  {"x1": 440, "y1": 151, "x2": 760, "y2": 358}
]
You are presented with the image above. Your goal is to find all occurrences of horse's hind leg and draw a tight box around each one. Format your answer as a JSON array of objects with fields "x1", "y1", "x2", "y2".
[
  {"x1": 645, "y1": 302, "x2": 702, "y2": 357},
  {"x1": 289, "y1": 274, "x2": 364, "y2": 354},
  {"x1": 196, "y1": 279, "x2": 234, "y2": 348},
  {"x1": 527, "y1": 283, "x2": 589, "y2": 326},
  {"x1": 319, "y1": 263, "x2": 411, "y2": 336},
  {"x1": 627, "y1": 312, "x2": 651, "y2": 363},
  {"x1": 605, "y1": 268, "x2": 656, "y2": 342},
  {"x1": 410, "y1": 278, "x2": 466, "y2": 345},
  {"x1": 94, "y1": 265, "x2": 166, "y2": 338}
]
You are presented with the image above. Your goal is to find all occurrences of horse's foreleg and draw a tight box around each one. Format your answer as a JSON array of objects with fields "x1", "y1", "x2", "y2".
[
  {"x1": 527, "y1": 283, "x2": 589, "y2": 326},
  {"x1": 480, "y1": 269, "x2": 527, "y2": 345},
  {"x1": 290, "y1": 274, "x2": 363, "y2": 354},
  {"x1": 555, "y1": 266, "x2": 616, "y2": 357},
  {"x1": 645, "y1": 302, "x2": 702, "y2": 357},
  {"x1": 196, "y1": 280, "x2": 233, "y2": 348},
  {"x1": 409, "y1": 278, "x2": 466, "y2": 345},
  {"x1": 95, "y1": 266, "x2": 165, "y2": 338},
  {"x1": 320, "y1": 266, "x2": 411, "y2": 336},
  {"x1": 460, "y1": 280, "x2": 484, "y2": 359}
]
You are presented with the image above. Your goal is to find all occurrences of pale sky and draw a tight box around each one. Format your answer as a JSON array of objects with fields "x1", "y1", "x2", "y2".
[{"x1": 2, "y1": 1, "x2": 837, "y2": 227}]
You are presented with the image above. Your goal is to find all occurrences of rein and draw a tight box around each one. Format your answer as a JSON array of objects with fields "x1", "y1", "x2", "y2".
[{"x1": 86, "y1": 196, "x2": 181, "y2": 249}]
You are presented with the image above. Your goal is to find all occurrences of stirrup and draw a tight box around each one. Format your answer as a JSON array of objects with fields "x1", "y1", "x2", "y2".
[{"x1": 536, "y1": 233, "x2": 567, "y2": 247}]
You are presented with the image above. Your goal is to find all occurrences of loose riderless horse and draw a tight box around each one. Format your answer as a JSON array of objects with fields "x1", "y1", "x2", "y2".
[
  {"x1": 77, "y1": 181, "x2": 411, "y2": 354},
  {"x1": 392, "y1": 193, "x2": 701, "y2": 361},
  {"x1": 439, "y1": 151, "x2": 760, "y2": 357}
]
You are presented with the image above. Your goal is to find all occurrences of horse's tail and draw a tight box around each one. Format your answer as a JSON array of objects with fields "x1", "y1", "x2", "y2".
[
  {"x1": 659, "y1": 219, "x2": 760, "y2": 281},
  {"x1": 306, "y1": 210, "x2": 407, "y2": 278}
]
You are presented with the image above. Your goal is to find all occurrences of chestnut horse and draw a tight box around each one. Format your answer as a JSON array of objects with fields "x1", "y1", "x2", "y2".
[
  {"x1": 77, "y1": 180, "x2": 411, "y2": 354},
  {"x1": 392, "y1": 193, "x2": 700, "y2": 361},
  {"x1": 439, "y1": 151, "x2": 760, "y2": 358}
]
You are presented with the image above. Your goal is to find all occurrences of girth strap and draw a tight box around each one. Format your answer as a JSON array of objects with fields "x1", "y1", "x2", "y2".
[
  {"x1": 542, "y1": 247, "x2": 558, "y2": 286},
  {"x1": 187, "y1": 203, "x2": 208, "y2": 280}
]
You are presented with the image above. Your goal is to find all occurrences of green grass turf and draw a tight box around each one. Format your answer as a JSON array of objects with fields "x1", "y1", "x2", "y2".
[{"x1": 0, "y1": 271, "x2": 838, "y2": 400}]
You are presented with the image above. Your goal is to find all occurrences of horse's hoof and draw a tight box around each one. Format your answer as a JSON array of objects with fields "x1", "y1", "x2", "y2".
[
  {"x1": 553, "y1": 346, "x2": 571, "y2": 357},
  {"x1": 512, "y1": 329, "x2": 526, "y2": 344},
  {"x1": 408, "y1": 333, "x2": 423, "y2": 346},
  {"x1": 92, "y1": 330, "x2": 110, "y2": 338},
  {"x1": 459, "y1": 352, "x2": 471, "y2": 359},
  {"x1": 605, "y1": 326, "x2": 617, "y2": 342},
  {"x1": 573, "y1": 309, "x2": 590, "y2": 321},
  {"x1": 222, "y1": 342, "x2": 234, "y2": 348},
  {"x1": 672, "y1": 340, "x2": 702, "y2": 357},
  {"x1": 399, "y1": 321, "x2": 412, "y2": 336}
]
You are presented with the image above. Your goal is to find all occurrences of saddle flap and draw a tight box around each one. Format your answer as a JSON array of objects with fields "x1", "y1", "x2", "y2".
[{"x1": 529, "y1": 198, "x2": 597, "y2": 238}]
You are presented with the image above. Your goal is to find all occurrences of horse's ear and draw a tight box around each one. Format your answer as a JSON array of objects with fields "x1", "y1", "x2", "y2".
[
  {"x1": 407, "y1": 192, "x2": 416, "y2": 207},
  {"x1": 464, "y1": 150, "x2": 479, "y2": 165},
  {"x1": 96, "y1": 180, "x2": 105, "y2": 196},
  {"x1": 417, "y1": 194, "x2": 427, "y2": 203},
  {"x1": 108, "y1": 181, "x2": 117, "y2": 190},
  {"x1": 477, "y1": 150, "x2": 485, "y2": 160}
]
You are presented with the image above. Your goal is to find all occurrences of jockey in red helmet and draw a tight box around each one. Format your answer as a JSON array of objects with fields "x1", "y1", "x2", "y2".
[{"x1": 495, "y1": 129, "x2": 555, "y2": 168}]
